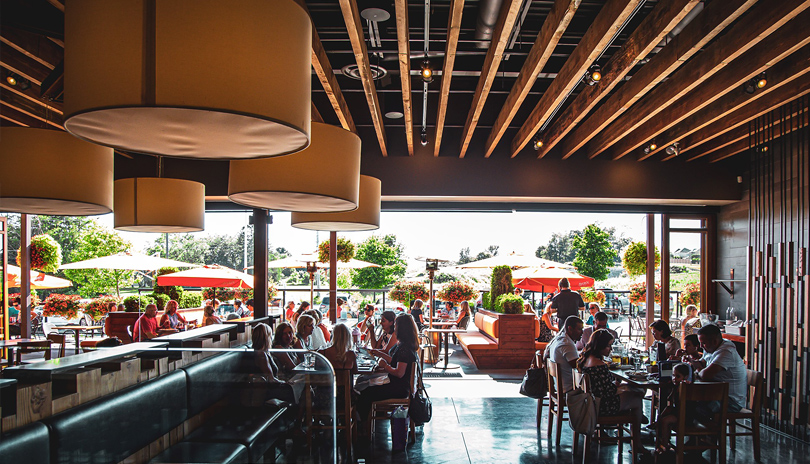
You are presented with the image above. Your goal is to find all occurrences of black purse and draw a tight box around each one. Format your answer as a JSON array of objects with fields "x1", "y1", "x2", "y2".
[
  {"x1": 519, "y1": 365, "x2": 548, "y2": 399},
  {"x1": 409, "y1": 364, "x2": 432, "y2": 425}
]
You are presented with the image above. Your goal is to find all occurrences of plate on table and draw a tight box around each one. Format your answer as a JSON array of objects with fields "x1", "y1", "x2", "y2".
[
  {"x1": 628, "y1": 372, "x2": 649, "y2": 381},
  {"x1": 619, "y1": 365, "x2": 633, "y2": 370}
]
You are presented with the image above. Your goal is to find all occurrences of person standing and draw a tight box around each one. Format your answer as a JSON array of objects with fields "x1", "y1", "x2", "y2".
[
  {"x1": 285, "y1": 300, "x2": 296, "y2": 321},
  {"x1": 545, "y1": 278, "x2": 586, "y2": 325}
]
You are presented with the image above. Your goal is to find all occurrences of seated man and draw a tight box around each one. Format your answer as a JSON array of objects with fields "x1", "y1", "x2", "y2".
[
  {"x1": 543, "y1": 316, "x2": 584, "y2": 393},
  {"x1": 132, "y1": 304, "x2": 160, "y2": 341},
  {"x1": 688, "y1": 324, "x2": 747, "y2": 414},
  {"x1": 577, "y1": 311, "x2": 618, "y2": 350}
]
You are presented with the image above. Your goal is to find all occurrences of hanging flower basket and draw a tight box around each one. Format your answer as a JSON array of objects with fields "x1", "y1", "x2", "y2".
[
  {"x1": 318, "y1": 237, "x2": 355, "y2": 263},
  {"x1": 17, "y1": 234, "x2": 62, "y2": 273},
  {"x1": 622, "y1": 241, "x2": 660, "y2": 277},
  {"x1": 581, "y1": 288, "x2": 606, "y2": 306},
  {"x1": 9, "y1": 292, "x2": 41, "y2": 307},
  {"x1": 628, "y1": 282, "x2": 661, "y2": 305},
  {"x1": 388, "y1": 281, "x2": 429, "y2": 307},
  {"x1": 84, "y1": 295, "x2": 121, "y2": 320},
  {"x1": 43, "y1": 293, "x2": 84, "y2": 320},
  {"x1": 436, "y1": 280, "x2": 477, "y2": 304},
  {"x1": 679, "y1": 282, "x2": 700, "y2": 307}
]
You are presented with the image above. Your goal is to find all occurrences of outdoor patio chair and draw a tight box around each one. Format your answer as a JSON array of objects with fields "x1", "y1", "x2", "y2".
[
  {"x1": 418, "y1": 333, "x2": 437, "y2": 371},
  {"x1": 546, "y1": 359, "x2": 576, "y2": 448},
  {"x1": 307, "y1": 369, "x2": 356, "y2": 453},
  {"x1": 15, "y1": 340, "x2": 52, "y2": 365},
  {"x1": 727, "y1": 369, "x2": 763, "y2": 461},
  {"x1": 46, "y1": 333, "x2": 67, "y2": 359},
  {"x1": 675, "y1": 382, "x2": 729, "y2": 464},
  {"x1": 578, "y1": 372, "x2": 639, "y2": 464},
  {"x1": 533, "y1": 352, "x2": 550, "y2": 429},
  {"x1": 369, "y1": 355, "x2": 417, "y2": 442}
]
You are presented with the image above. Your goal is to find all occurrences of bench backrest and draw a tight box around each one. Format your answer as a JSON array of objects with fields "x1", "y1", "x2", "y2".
[
  {"x1": 474, "y1": 312, "x2": 499, "y2": 340},
  {"x1": 0, "y1": 421, "x2": 50, "y2": 464},
  {"x1": 181, "y1": 351, "x2": 247, "y2": 416},
  {"x1": 44, "y1": 370, "x2": 188, "y2": 464}
]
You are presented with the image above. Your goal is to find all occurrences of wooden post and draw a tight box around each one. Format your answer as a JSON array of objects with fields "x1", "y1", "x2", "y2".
[
  {"x1": 661, "y1": 214, "x2": 670, "y2": 322},
  {"x1": 329, "y1": 231, "x2": 337, "y2": 323},
  {"x1": 20, "y1": 214, "x2": 32, "y2": 339},
  {"x1": 646, "y1": 213, "x2": 655, "y2": 349},
  {"x1": 252, "y1": 209, "x2": 268, "y2": 318}
]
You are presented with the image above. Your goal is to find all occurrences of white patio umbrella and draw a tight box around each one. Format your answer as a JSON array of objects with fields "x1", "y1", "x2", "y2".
[
  {"x1": 261, "y1": 253, "x2": 380, "y2": 303},
  {"x1": 457, "y1": 251, "x2": 573, "y2": 270},
  {"x1": 60, "y1": 252, "x2": 200, "y2": 271}
]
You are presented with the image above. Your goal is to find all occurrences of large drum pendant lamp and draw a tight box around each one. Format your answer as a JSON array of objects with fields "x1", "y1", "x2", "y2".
[
  {"x1": 291, "y1": 176, "x2": 381, "y2": 231},
  {"x1": 0, "y1": 127, "x2": 113, "y2": 215},
  {"x1": 64, "y1": 0, "x2": 311, "y2": 159},
  {"x1": 228, "y1": 123, "x2": 361, "y2": 212},
  {"x1": 114, "y1": 178, "x2": 205, "y2": 232}
]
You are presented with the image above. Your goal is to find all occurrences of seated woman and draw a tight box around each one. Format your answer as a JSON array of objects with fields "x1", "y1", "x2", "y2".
[
  {"x1": 535, "y1": 304, "x2": 557, "y2": 342},
  {"x1": 250, "y1": 323, "x2": 297, "y2": 405},
  {"x1": 680, "y1": 304, "x2": 702, "y2": 341},
  {"x1": 202, "y1": 304, "x2": 222, "y2": 326},
  {"x1": 454, "y1": 301, "x2": 471, "y2": 328},
  {"x1": 291, "y1": 301, "x2": 310, "y2": 326},
  {"x1": 577, "y1": 329, "x2": 647, "y2": 424},
  {"x1": 272, "y1": 322, "x2": 300, "y2": 375},
  {"x1": 358, "y1": 304, "x2": 376, "y2": 341},
  {"x1": 357, "y1": 314, "x2": 419, "y2": 429},
  {"x1": 318, "y1": 323, "x2": 357, "y2": 373},
  {"x1": 304, "y1": 309, "x2": 328, "y2": 350},
  {"x1": 650, "y1": 319, "x2": 681, "y2": 358},
  {"x1": 159, "y1": 300, "x2": 187, "y2": 331},
  {"x1": 409, "y1": 300, "x2": 426, "y2": 331},
  {"x1": 294, "y1": 314, "x2": 316, "y2": 350},
  {"x1": 368, "y1": 310, "x2": 398, "y2": 354}
]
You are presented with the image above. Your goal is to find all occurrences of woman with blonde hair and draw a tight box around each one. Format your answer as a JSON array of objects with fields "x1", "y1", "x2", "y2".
[
  {"x1": 304, "y1": 309, "x2": 329, "y2": 349},
  {"x1": 294, "y1": 314, "x2": 316, "y2": 350},
  {"x1": 159, "y1": 299, "x2": 187, "y2": 330},
  {"x1": 202, "y1": 304, "x2": 222, "y2": 326},
  {"x1": 319, "y1": 323, "x2": 357, "y2": 372},
  {"x1": 409, "y1": 299, "x2": 426, "y2": 330}
]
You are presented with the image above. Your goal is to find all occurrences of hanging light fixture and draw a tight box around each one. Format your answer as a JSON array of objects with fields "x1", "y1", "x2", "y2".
[
  {"x1": 0, "y1": 127, "x2": 113, "y2": 215},
  {"x1": 585, "y1": 65, "x2": 602, "y2": 86},
  {"x1": 228, "y1": 123, "x2": 361, "y2": 212},
  {"x1": 291, "y1": 176, "x2": 381, "y2": 231},
  {"x1": 114, "y1": 177, "x2": 205, "y2": 232},
  {"x1": 745, "y1": 73, "x2": 768, "y2": 94},
  {"x1": 643, "y1": 140, "x2": 658, "y2": 154},
  {"x1": 420, "y1": 60, "x2": 434, "y2": 83},
  {"x1": 63, "y1": 0, "x2": 312, "y2": 160},
  {"x1": 665, "y1": 142, "x2": 680, "y2": 157},
  {"x1": 532, "y1": 137, "x2": 543, "y2": 151}
]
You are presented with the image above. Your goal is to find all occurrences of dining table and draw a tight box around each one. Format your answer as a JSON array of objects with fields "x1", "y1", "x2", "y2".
[
  {"x1": 610, "y1": 367, "x2": 668, "y2": 415},
  {"x1": 424, "y1": 327, "x2": 467, "y2": 370},
  {"x1": 58, "y1": 325, "x2": 104, "y2": 355},
  {"x1": 0, "y1": 338, "x2": 34, "y2": 366}
]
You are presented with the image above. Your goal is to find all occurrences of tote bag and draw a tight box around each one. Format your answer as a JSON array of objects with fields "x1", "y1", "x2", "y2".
[{"x1": 566, "y1": 378, "x2": 600, "y2": 436}]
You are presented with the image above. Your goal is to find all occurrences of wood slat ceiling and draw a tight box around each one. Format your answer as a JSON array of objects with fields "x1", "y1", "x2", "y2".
[{"x1": 2, "y1": 0, "x2": 809, "y2": 167}]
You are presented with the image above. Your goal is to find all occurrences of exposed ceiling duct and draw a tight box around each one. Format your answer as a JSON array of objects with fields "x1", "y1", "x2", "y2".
[{"x1": 475, "y1": 0, "x2": 505, "y2": 48}]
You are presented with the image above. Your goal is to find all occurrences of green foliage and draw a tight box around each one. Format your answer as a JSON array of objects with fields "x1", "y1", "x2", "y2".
[
  {"x1": 482, "y1": 292, "x2": 491, "y2": 310},
  {"x1": 679, "y1": 282, "x2": 700, "y2": 307},
  {"x1": 153, "y1": 266, "x2": 183, "y2": 300},
  {"x1": 84, "y1": 296, "x2": 121, "y2": 320},
  {"x1": 671, "y1": 265, "x2": 688, "y2": 274},
  {"x1": 489, "y1": 265, "x2": 513, "y2": 310},
  {"x1": 62, "y1": 222, "x2": 136, "y2": 298},
  {"x1": 458, "y1": 245, "x2": 499, "y2": 264},
  {"x1": 572, "y1": 224, "x2": 617, "y2": 281},
  {"x1": 123, "y1": 295, "x2": 155, "y2": 312},
  {"x1": 148, "y1": 293, "x2": 170, "y2": 311},
  {"x1": 433, "y1": 272, "x2": 457, "y2": 284},
  {"x1": 351, "y1": 235, "x2": 406, "y2": 289},
  {"x1": 6, "y1": 215, "x2": 93, "y2": 266},
  {"x1": 144, "y1": 229, "x2": 255, "y2": 272},
  {"x1": 318, "y1": 237, "x2": 355, "y2": 262},
  {"x1": 178, "y1": 291, "x2": 203, "y2": 309},
  {"x1": 495, "y1": 293, "x2": 525, "y2": 314},
  {"x1": 536, "y1": 230, "x2": 581, "y2": 264},
  {"x1": 388, "y1": 281, "x2": 429, "y2": 307},
  {"x1": 622, "y1": 241, "x2": 661, "y2": 277},
  {"x1": 17, "y1": 234, "x2": 62, "y2": 273}
]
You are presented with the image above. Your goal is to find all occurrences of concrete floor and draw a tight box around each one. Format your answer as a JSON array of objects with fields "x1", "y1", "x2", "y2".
[{"x1": 279, "y1": 341, "x2": 810, "y2": 464}]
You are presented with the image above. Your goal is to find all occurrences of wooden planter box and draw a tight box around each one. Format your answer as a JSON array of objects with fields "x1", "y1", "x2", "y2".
[{"x1": 462, "y1": 309, "x2": 538, "y2": 369}]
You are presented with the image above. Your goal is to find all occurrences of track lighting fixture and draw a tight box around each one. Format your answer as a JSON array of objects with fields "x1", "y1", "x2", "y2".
[
  {"x1": 532, "y1": 137, "x2": 543, "y2": 151},
  {"x1": 420, "y1": 60, "x2": 433, "y2": 83},
  {"x1": 745, "y1": 73, "x2": 767, "y2": 94},
  {"x1": 585, "y1": 65, "x2": 602, "y2": 86},
  {"x1": 6, "y1": 72, "x2": 18, "y2": 86},
  {"x1": 420, "y1": 129, "x2": 428, "y2": 146},
  {"x1": 665, "y1": 142, "x2": 680, "y2": 157},
  {"x1": 643, "y1": 140, "x2": 658, "y2": 154}
]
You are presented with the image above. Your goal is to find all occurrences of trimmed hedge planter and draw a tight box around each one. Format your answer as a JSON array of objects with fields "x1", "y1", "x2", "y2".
[{"x1": 473, "y1": 308, "x2": 538, "y2": 367}]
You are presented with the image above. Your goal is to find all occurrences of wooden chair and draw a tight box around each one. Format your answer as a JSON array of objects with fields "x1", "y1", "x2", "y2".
[
  {"x1": 126, "y1": 325, "x2": 134, "y2": 343},
  {"x1": 307, "y1": 369, "x2": 356, "y2": 454},
  {"x1": 369, "y1": 358, "x2": 417, "y2": 443},
  {"x1": 15, "y1": 340, "x2": 52, "y2": 365},
  {"x1": 579, "y1": 372, "x2": 639, "y2": 464},
  {"x1": 727, "y1": 370, "x2": 763, "y2": 462},
  {"x1": 46, "y1": 333, "x2": 67, "y2": 359},
  {"x1": 546, "y1": 359, "x2": 573, "y2": 447},
  {"x1": 418, "y1": 333, "x2": 437, "y2": 371},
  {"x1": 675, "y1": 382, "x2": 729, "y2": 464},
  {"x1": 533, "y1": 352, "x2": 550, "y2": 429}
]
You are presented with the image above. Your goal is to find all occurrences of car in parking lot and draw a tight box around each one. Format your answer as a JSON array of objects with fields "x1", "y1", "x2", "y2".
[{"x1": 319, "y1": 294, "x2": 353, "y2": 315}]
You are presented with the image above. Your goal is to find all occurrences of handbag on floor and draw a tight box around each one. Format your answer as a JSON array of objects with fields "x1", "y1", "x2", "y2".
[
  {"x1": 566, "y1": 377, "x2": 600, "y2": 436},
  {"x1": 519, "y1": 365, "x2": 547, "y2": 399},
  {"x1": 410, "y1": 364, "x2": 432, "y2": 425}
]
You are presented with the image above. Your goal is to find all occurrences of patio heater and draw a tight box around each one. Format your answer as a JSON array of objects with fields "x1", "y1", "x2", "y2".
[
  {"x1": 305, "y1": 261, "x2": 319, "y2": 308},
  {"x1": 426, "y1": 259, "x2": 439, "y2": 329}
]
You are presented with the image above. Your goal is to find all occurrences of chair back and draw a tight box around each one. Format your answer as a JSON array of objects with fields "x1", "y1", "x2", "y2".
[
  {"x1": 41, "y1": 321, "x2": 56, "y2": 336},
  {"x1": 576, "y1": 371, "x2": 589, "y2": 393},
  {"x1": 678, "y1": 382, "x2": 729, "y2": 427},
  {"x1": 457, "y1": 315, "x2": 470, "y2": 330},
  {"x1": 746, "y1": 370, "x2": 764, "y2": 412},
  {"x1": 546, "y1": 359, "x2": 564, "y2": 404},
  {"x1": 126, "y1": 325, "x2": 134, "y2": 343},
  {"x1": 15, "y1": 340, "x2": 52, "y2": 364},
  {"x1": 46, "y1": 333, "x2": 67, "y2": 358}
]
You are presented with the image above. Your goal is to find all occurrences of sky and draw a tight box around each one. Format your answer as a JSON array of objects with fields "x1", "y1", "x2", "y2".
[{"x1": 94, "y1": 211, "x2": 701, "y2": 263}]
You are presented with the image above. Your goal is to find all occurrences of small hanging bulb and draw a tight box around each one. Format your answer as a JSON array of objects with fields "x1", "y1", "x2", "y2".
[
  {"x1": 420, "y1": 60, "x2": 433, "y2": 83},
  {"x1": 420, "y1": 129, "x2": 428, "y2": 146}
]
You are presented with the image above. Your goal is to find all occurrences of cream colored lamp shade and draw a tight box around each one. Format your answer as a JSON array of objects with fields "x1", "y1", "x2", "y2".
[
  {"x1": 64, "y1": 0, "x2": 311, "y2": 160},
  {"x1": 0, "y1": 127, "x2": 113, "y2": 215},
  {"x1": 114, "y1": 178, "x2": 205, "y2": 232},
  {"x1": 228, "y1": 123, "x2": 361, "y2": 212},
  {"x1": 291, "y1": 176, "x2": 381, "y2": 231}
]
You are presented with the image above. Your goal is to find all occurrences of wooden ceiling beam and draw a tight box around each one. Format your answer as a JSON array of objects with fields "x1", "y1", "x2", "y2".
[
  {"x1": 311, "y1": 101, "x2": 324, "y2": 123},
  {"x1": 559, "y1": 0, "x2": 754, "y2": 160},
  {"x1": 584, "y1": 0, "x2": 809, "y2": 160},
  {"x1": 339, "y1": 0, "x2": 387, "y2": 155},
  {"x1": 0, "y1": 44, "x2": 52, "y2": 85},
  {"x1": 708, "y1": 110, "x2": 810, "y2": 163},
  {"x1": 704, "y1": 139, "x2": 748, "y2": 163},
  {"x1": 510, "y1": 0, "x2": 642, "y2": 158},
  {"x1": 0, "y1": 80, "x2": 62, "y2": 114},
  {"x1": 482, "y1": 0, "x2": 579, "y2": 158},
  {"x1": 394, "y1": 0, "x2": 414, "y2": 156},
  {"x1": 0, "y1": 27, "x2": 61, "y2": 70},
  {"x1": 624, "y1": 11, "x2": 810, "y2": 161},
  {"x1": 537, "y1": 0, "x2": 700, "y2": 159},
  {"x1": 0, "y1": 86, "x2": 62, "y2": 129},
  {"x1": 659, "y1": 44, "x2": 810, "y2": 161},
  {"x1": 434, "y1": 0, "x2": 465, "y2": 157},
  {"x1": 458, "y1": 0, "x2": 523, "y2": 158},
  {"x1": 684, "y1": 72, "x2": 810, "y2": 161},
  {"x1": 0, "y1": 102, "x2": 43, "y2": 127},
  {"x1": 294, "y1": 0, "x2": 356, "y2": 134}
]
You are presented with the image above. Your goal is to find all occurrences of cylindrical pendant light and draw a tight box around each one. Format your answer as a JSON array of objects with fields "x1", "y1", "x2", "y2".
[
  {"x1": 228, "y1": 123, "x2": 361, "y2": 212},
  {"x1": 291, "y1": 176, "x2": 381, "y2": 231},
  {"x1": 0, "y1": 127, "x2": 113, "y2": 215},
  {"x1": 114, "y1": 178, "x2": 205, "y2": 232},
  {"x1": 64, "y1": 0, "x2": 311, "y2": 160}
]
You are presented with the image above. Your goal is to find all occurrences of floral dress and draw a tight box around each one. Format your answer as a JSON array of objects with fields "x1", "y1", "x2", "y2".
[{"x1": 582, "y1": 364, "x2": 621, "y2": 416}]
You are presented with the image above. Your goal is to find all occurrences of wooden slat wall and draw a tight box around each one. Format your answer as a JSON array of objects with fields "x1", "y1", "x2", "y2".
[{"x1": 747, "y1": 94, "x2": 810, "y2": 442}]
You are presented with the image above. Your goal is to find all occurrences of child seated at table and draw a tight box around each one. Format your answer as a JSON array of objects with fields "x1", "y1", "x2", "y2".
[{"x1": 655, "y1": 362, "x2": 693, "y2": 455}]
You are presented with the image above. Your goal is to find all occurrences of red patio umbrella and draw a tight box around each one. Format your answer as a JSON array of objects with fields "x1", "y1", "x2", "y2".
[
  {"x1": 157, "y1": 265, "x2": 253, "y2": 288},
  {"x1": 511, "y1": 267, "x2": 595, "y2": 292}
]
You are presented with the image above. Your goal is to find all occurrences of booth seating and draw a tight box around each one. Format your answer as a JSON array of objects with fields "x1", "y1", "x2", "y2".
[
  {"x1": 456, "y1": 311, "x2": 549, "y2": 369},
  {"x1": 0, "y1": 351, "x2": 292, "y2": 464}
]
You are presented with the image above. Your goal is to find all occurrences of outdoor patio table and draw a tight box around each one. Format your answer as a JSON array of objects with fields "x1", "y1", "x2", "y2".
[
  {"x1": 610, "y1": 368, "x2": 667, "y2": 414},
  {"x1": 425, "y1": 328, "x2": 467, "y2": 370},
  {"x1": 0, "y1": 338, "x2": 33, "y2": 366},
  {"x1": 59, "y1": 325, "x2": 103, "y2": 355}
]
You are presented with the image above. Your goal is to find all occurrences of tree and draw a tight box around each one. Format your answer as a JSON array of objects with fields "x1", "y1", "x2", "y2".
[
  {"x1": 536, "y1": 230, "x2": 581, "y2": 263},
  {"x1": 63, "y1": 222, "x2": 137, "y2": 297},
  {"x1": 458, "y1": 247, "x2": 472, "y2": 264},
  {"x1": 572, "y1": 224, "x2": 617, "y2": 281},
  {"x1": 602, "y1": 226, "x2": 632, "y2": 265},
  {"x1": 351, "y1": 234, "x2": 406, "y2": 289},
  {"x1": 476, "y1": 245, "x2": 499, "y2": 261},
  {"x1": 4, "y1": 214, "x2": 93, "y2": 266}
]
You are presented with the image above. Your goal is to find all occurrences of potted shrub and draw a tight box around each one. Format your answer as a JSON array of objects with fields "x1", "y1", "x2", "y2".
[
  {"x1": 17, "y1": 234, "x2": 62, "y2": 273},
  {"x1": 153, "y1": 266, "x2": 183, "y2": 301},
  {"x1": 179, "y1": 291, "x2": 204, "y2": 309},
  {"x1": 496, "y1": 293, "x2": 525, "y2": 314},
  {"x1": 43, "y1": 294, "x2": 84, "y2": 319},
  {"x1": 679, "y1": 282, "x2": 700, "y2": 307},
  {"x1": 318, "y1": 237, "x2": 355, "y2": 262},
  {"x1": 436, "y1": 280, "x2": 476, "y2": 304},
  {"x1": 489, "y1": 265, "x2": 513, "y2": 309},
  {"x1": 122, "y1": 295, "x2": 155, "y2": 312}
]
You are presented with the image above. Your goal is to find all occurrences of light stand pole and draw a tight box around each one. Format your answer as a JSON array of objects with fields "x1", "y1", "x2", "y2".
[{"x1": 426, "y1": 259, "x2": 438, "y2": 329}]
